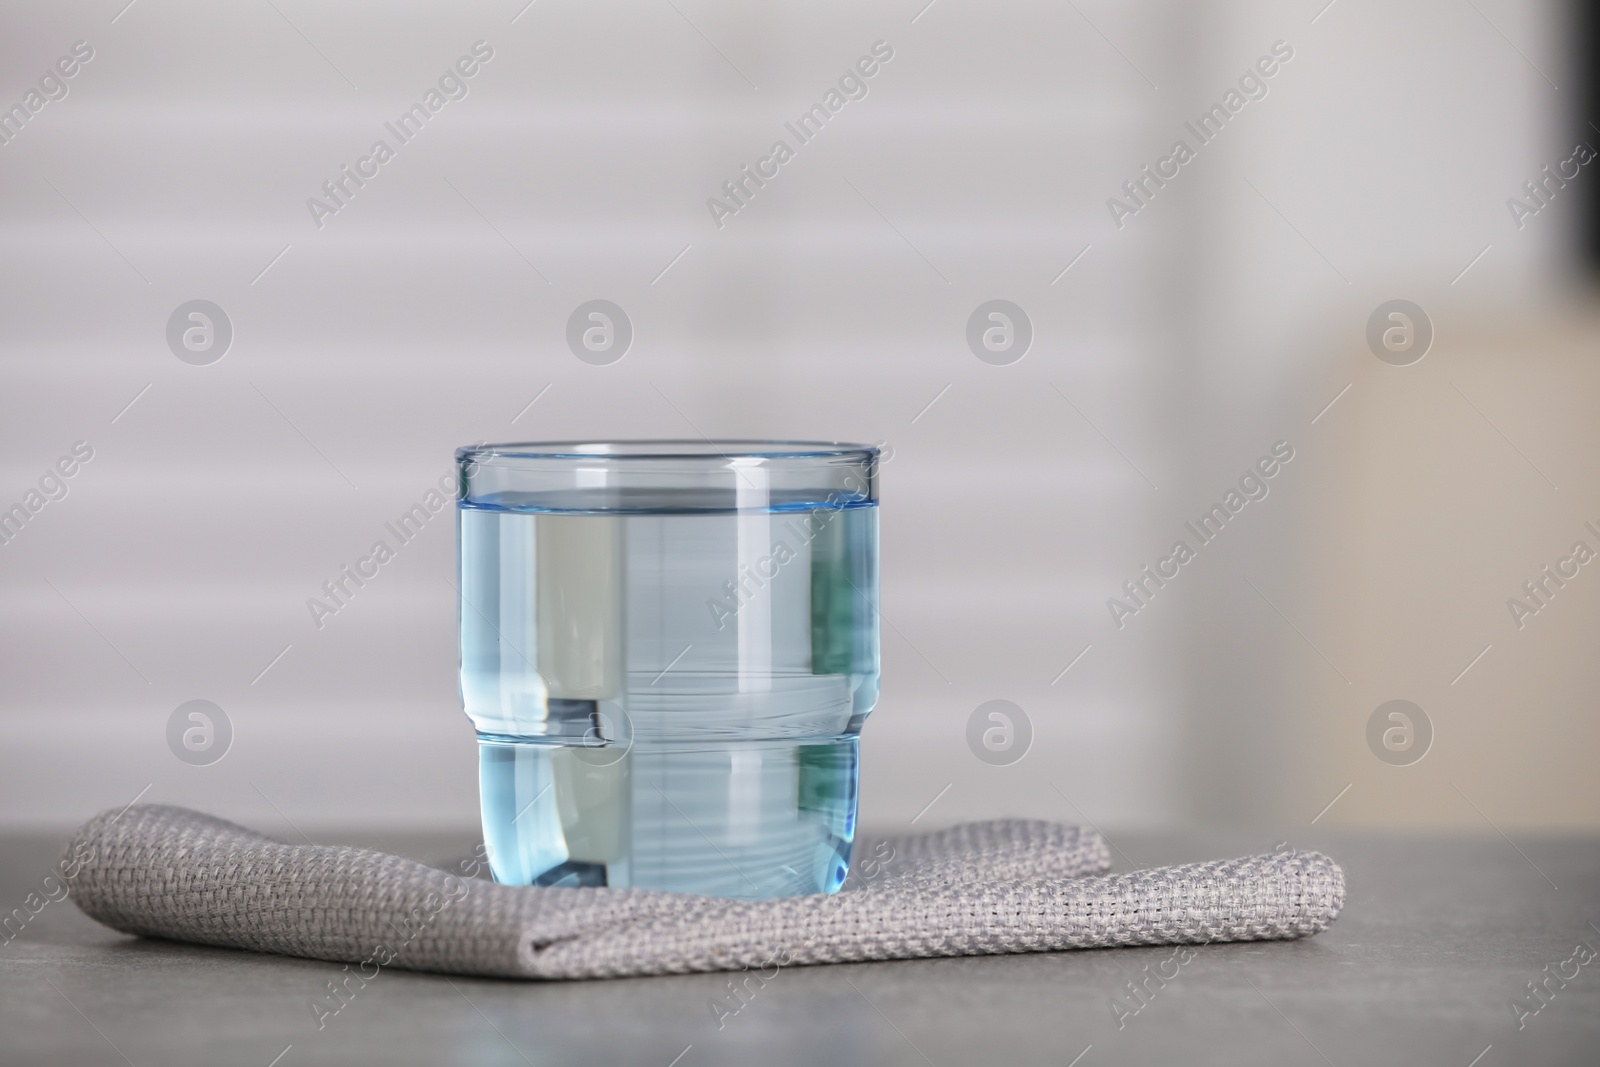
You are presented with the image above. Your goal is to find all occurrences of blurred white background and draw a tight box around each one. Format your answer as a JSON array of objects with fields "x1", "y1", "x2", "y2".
[{"x1": 2, "y1": 0, "x2": 1595, "y2": 835}]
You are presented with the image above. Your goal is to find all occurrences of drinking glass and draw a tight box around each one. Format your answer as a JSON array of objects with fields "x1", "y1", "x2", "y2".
[{"x1": 457, "y1": 441, "x2": 880, "y2": 898}]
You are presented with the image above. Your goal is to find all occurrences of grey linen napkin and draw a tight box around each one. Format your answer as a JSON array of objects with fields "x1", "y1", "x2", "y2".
[{"x1": 63, "y1": 804, "x2": 1344, "y2": 980}]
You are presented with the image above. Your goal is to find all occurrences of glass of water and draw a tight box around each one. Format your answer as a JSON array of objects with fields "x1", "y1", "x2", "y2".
[{"x1": 457, "y1": 441, "x2": 880, "y2": 898}]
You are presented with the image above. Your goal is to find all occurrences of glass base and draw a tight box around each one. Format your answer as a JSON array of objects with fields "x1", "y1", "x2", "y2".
[{"x1": 478, "y1": 734, "x2": 857, "y2": 899}]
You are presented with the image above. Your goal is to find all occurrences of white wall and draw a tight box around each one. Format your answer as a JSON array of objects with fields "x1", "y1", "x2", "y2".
[{"x1": 0, "y1": 0, "x2": 1584, "y2": 834}]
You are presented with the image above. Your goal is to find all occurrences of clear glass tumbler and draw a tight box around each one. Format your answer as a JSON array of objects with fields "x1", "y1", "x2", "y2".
[{"x1": 456, "y1": 441, "x2": 880, "y2": 898}]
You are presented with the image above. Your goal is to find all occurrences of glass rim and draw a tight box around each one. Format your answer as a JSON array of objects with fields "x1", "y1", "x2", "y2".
[{"x1": 457, "y1": 439, "x2": 880, "y2": 463}]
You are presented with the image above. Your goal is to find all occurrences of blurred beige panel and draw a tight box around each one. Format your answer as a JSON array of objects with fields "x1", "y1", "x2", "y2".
[
  {"x1": 536, "y1": 514, "x2": 625, "y2": 701},
  {"x1": 1294, "y1": 294, "x2": 1600, "y2": 830}
]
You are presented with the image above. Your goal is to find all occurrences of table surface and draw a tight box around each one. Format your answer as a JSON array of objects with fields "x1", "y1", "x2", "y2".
[{"x1": 2, "y1": 826, "x2": 1596, "y2": 1067}]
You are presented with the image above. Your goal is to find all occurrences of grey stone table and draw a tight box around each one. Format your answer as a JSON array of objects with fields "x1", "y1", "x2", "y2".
[{"x1": 2, "y1": 827, "x2": 1596, "y2": 1066}]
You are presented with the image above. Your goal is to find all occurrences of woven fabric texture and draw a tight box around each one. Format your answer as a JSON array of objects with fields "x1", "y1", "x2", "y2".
[{"x1": 64, "y1": 804, "x2": 1344, "y2": 980}]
